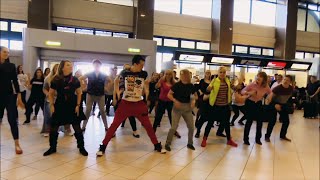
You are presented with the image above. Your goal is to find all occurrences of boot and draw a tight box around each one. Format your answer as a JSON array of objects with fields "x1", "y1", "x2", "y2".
[
  {"x1": 74, "y1": 132, "x2": 88, "y2": 156},
  {"x1": 201, "y1": 136, "x2": 207, "y2": 147},
  {"x1": 43, "y1": 132, "x2": 58, "y2": 156}
]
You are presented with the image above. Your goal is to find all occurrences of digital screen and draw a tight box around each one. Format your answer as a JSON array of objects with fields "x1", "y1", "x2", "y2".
[
  {"x1": 291, "y1": 63, "x2": 309, "y2": 70},
  {"x1": 267, "y1": 61, "x2": 286, "y2": 68},
  {"x1": 240, "y1": 60, "x2": 261, "y2": 66},
  {"x1": 179, "y1": 54, "x2": 204, "y2": 62},
  {"x1": 211, "y1": 57, "x2": 234, "y2": 64}
]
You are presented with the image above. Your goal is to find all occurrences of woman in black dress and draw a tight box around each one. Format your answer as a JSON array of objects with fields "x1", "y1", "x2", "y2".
[{"x1": 43, "y1": 60, "x2": 88, "y2": 156}]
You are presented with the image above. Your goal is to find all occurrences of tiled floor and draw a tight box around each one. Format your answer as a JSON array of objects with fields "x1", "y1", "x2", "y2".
[{"x1": 0, "y1": 109, "x2": 319, "y2": 180}]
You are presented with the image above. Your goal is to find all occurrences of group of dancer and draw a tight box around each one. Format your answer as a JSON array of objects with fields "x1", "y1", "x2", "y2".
[{"x1": 0, "y1": 45, "x2": 294, "y2": 157}]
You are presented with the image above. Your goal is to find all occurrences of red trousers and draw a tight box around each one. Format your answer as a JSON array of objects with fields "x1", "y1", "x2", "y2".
[{"x1": 102, "y1": 100, "x2": 159, "y2": 146}]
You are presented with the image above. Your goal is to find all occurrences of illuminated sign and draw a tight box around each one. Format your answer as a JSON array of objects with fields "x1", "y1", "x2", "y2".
[
  {"x1": 179, "y1": 54, "x2": 204, "y2": 62},
  {"x1": 211, "y1": 57, "x2": 233, "y2": 64},
  {"x1": 267, "y1": 61, "x2": 286, "y2": 68},
  {"x1": 128, "y1": 48, "x2": 141, "y2": 53},
  {"x1": 291, "y1": 63, "x2": 309, "y2": 70},
  {"x1": 240, "y1": 60, "x2": 261, "y2": 66},
  {"x1": 45, "y1": 41, "x2": 61, "y2": 47}
]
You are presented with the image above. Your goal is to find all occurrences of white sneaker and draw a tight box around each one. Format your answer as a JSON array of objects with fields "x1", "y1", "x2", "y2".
[
  {"x1": 96, "y1": 150, "x2": 104, "y2": 157},
  {"x1": 160, "y1": 149, "x2": 167, "y2": 154},
  {"x1": 43, "y1": 133, "x2": 49, "y2": 137}
]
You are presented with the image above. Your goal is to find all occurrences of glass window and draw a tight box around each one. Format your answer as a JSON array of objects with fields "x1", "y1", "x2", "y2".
[
  {"x1": 0, "y1": 39, "x2": 9, "y2": 48},
  {"x1": 251, "y1": 0, "x2": 276, "y2": 27},
  {"x1": 156, "y1": 53, "x2": 162, "y2": 73},
  {"x1": 155, "y1": 0, "x2": 180, "y2": 13},
  {"x1": 235, "y1": 45, "x2": 248, "y2": 53},
  {"x1": 232, "y1": 45, "x2": 235, "y2": 53},
  {"x1": 305, "y1": 52, "x2": 314, "y2": 59},
  {"x1": 76, "y1": 29, "x2": 94, "y2": 35},
  {"x1": 163, "y1": 53, "x2": 173, "y2": 62},
  {"x1": 249, "y1": 47, "x2": 262, "y2": 55},
  {"x1": 0, "y1": 21, "x2": 8, "y2": 31},
  {"x1": 182, "y1": 0, "x2": 212, "y2": 18},
  {"x1": 11, "y1": 22, "x2": 27, "y2": 32},
  {"x1": 95, "y1": 30, "x2": 112, "y2": 36},
  {"x1": 262, "y1": 49, "x2": 274, "y2": 56},
  {"x1": 297, "y1": 8, "x2": 307, "y2": 31},
  {"x1": 164, "y1": 38, "x2": 178, "y2": 47},
  {"x1": 307, "y1": 10, "x2": 320, "y2": 33},
  {"x1": 196, "y1": 42, "x2": 210, "y2": 50},
  {"x1": 153, "y1": 37, "x2": 162, "y2": 46},
  {"x1": 96, "y1": 0, "x2": 133, "y2": 6},
  {"x1": 181, "y1": 40, "x2": 195, "y2": 49},
  {"x1": 57, "y1": 26, "x2": 75, "y2": 33},
  {"x1": 10, "y1": 40, "x2": 23, "y2": 50},
  {"x1": 308, "y1": 4, "x2": 318, "y2": 11},
  {"x1": 233, "y1": 0, "x2": 251, "y2": 23},
  {"x1": 113, "y1": 32, "x2": 129, "y2": 38},
  {"x1": 295, "y1": 52, "x2": 304, "y2": 59},
  {"x1": 314, "y1": 53, "x2": 320, "y2": 58}
]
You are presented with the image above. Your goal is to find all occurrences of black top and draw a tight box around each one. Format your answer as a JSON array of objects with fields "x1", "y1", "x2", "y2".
[
  {"x1": 199, "y1": 79, "x2": 210, "y2": 95},
  {"x1": 30, "y1": 78, "x2": 45, "y2": 98},
  {"x1": 171, "y1": 81, "x2": 195, "y2": 103},
  {"x1": 0, "y1": 61, "x2": 20, "y2": 95},
  {"x1": 119, "y1": 69, "x2": 148, "y2": 102},
  {"x1": 86, "y1": 72, "x2": 107, "y2": 96},
  {"x1": 307, "y1": 81, "x2": 320, "y2": 95},
  {"x1": 149, "y1": 81, "x2": 160, "y2": 97},
  {"x1": 50, "y1": 75, "x2": 85, "y2": 125}
]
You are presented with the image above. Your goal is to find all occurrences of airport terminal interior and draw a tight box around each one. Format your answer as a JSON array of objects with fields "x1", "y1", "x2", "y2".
[{"x1": 0, "y1": 0, "x2": 319, "y2": 179}]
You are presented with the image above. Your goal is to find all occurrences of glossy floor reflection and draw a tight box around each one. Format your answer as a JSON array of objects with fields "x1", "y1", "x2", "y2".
[{"x1": 1, "y1": 109, "x2": 319, "y2": 180}]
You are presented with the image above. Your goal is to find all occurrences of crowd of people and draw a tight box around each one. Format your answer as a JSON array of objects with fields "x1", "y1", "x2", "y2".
[{"x1": 0, "y1": 45, "x2": 319, "y2": 157}]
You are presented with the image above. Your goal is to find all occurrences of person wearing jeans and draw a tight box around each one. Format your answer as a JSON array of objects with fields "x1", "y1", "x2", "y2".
[
  {"x1": 165, "y1": 69, "x2": 197, "y2": 151},
  {"x1": 200, "y1": 66, "x2": 238, "y2": 148},
  {"x1": 96, "y1": 55, "x2": 166, "y2": 157},
  {"x1": 79, "y1": 59, "x2": 112, "y2": 131},
  {"x1": 242, "y1": 72, "x2": 272, "y2": 146},
  {"x1": 265, "y1": 75, "x2": 294, "y2": 142}
]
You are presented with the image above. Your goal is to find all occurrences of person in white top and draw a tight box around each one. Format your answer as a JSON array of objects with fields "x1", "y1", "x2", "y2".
[
  {"x1": 230, "y1": 84, "x2": 249, "y2": 126},
  {"x1": 271, "y1": 74, "x2": 283, "y2": 90},
  {"x1": 17, "y1": 65, "x2": 29, "y2": 107}
]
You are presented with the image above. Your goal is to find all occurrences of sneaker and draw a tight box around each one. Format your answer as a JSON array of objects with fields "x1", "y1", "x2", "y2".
[
  {"x1": 96, "y1": 144, "x2": 107, "y2": 157},
  {"x1": 265, "y1": 136, "x2": 271, "y2": 142},
  {"x1": 244, "y1": 141, "x2": 250, "y2": 145},
  {"x1": 256, "y1": 140, "x2": 262, "y2": 145},
  {"x1": 43, "y1": 133, "x2": 49, "y2": 137},
  {"x1": 227, "y1": 139, "x2": 238, "y2": 147},
  {"x1": 164, "y1": 144, "x2": 171, "y2": 152},
  {"x1": 154, "y1": 143, "x2": 166, "y2": 154},
  {"x1": 187, "y1": 144, "x2": 195, "y2": 150},
  {"x1": 23, "y1": 120, "x2": 30, "y2": 125},
  {"x1": 280, "y1": 137, "x2": 292, "y2": 142},
  {"x1": 32, "y1": 116, "x2": 37, "y2": 120}
]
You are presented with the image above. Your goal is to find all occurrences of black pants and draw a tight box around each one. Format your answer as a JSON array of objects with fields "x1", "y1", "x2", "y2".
[
  {"x1": 25, "y1": 96, "x2": 44, "y2": 122},
  {"x1": 196, "y1": 101, "x2": 211, "y2": 133},
  {"x1": 152, "y1": 100, "x2": 173, "y2": 131},
  {"x1": 266, "y1": 105, "x2": 290, "y2": 138},
  {"x1": 148, "y1": 96, "x2": 158, "y2": 113},
  {"x1": 49, "y1": 122, "x2": 84, "y2": 149},
  {"x1": 243, "y1": 100, "x2": 263, "y2": 142},
  {"x1": 0, "y1": 94, "x2": 19, "y2": 139},
  {"x1": 231, "y1": 105, "x2": 246, "y2": 124},
  {"x1": 20, "y1": 90, "x2": 27, "y2": 107},
  {"x1": 115, "y1": 101, "x2": 137, "y2": 131},
  {"x1": 198, "y1": 104, "x2": 231, "y2": 140}
]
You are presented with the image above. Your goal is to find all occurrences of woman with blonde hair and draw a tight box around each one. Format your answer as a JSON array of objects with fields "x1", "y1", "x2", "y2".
[
  {"x1": 241, "y1": 71, "x2": 272, "y2": 145},
  {"x1": 41, "y1": 64, "x2": 59, "y2": 137},
  {"x1": 153, "y1": 69, "x2": 180, "y2": 138},
  {"x1": 165, "y1": 69, "x2": 197, "y2": 151},
  {"x1": 201, "y1": 66, "x2": 238, "y2": 147}
]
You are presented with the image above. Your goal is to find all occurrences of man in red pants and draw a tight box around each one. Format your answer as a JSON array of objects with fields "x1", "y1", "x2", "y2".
[{"x1": 96, "y1": 55, "x2": 166, "y2": 156}]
